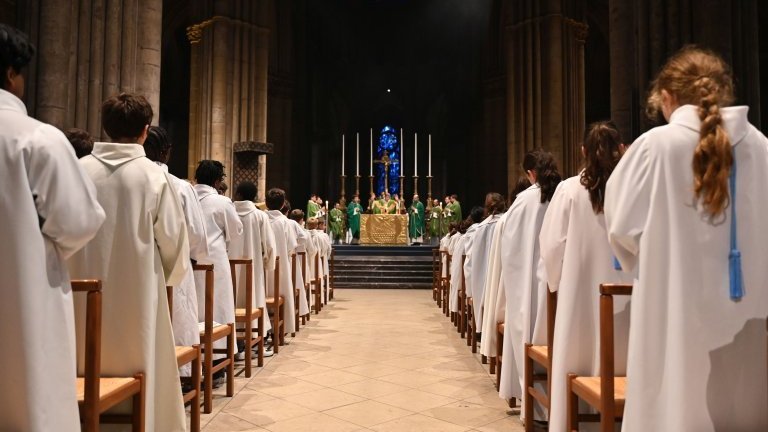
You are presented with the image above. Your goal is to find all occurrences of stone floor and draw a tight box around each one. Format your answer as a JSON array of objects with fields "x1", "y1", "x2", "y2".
[{"x1": 199, "y1": 289, "x2": 523, "y2": 431}]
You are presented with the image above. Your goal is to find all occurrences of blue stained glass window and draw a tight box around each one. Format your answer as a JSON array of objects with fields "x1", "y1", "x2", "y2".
[{"x1": 375, "y1": 126, "x2": 400, "y2": 196}]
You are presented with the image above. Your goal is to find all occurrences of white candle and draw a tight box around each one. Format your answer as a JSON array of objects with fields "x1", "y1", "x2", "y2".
[
  {"x1": 370, "y1": 128, "x2": 373, "y2": 177},
  {"x1": 356, "y1": 133, "x2": 359, "y2": 176},
  {"x1": 414, "y1": 133, "x2": 418, "y2": 177},
  {"x1": 400, "y1": 128, "x2": 403, "y2": 177},
  {"x1": 342, "y1": 134, "x2": 345, "y2": 176},
  {"x1": 428, "y1": 134, "x2": 432, "y2": 177}
]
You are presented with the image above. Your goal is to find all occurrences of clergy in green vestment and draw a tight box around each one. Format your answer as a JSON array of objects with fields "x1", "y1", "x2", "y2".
[
  {"x1": 429, "y1": 200, "x2": 443, "y2": 238},
  {"x1": 347, "y1": 196, "x2": 363, "y2": 242},
  {"x1": 329, "y1": 203, "x2": 344, "y2": 243},
  {"x1": 408, "y1": 194, "x2": 425, "y2": 244},
  {"x1": 450, "y1": 194, "x2": 462, "y2": 223},
  {"x1": 307, "y1": 194, "x2": 320, "y2": 219},
  {"x1": 372, "y1": 193, "x2": 386, "y2": 214},
  {"x1": 385, "y1": 193, "x2": 397, "y2": 214}
]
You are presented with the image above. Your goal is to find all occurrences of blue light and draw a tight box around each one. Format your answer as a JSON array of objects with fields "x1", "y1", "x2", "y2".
[{"x1": 375, "y1": 125, "x2": 400, "y2": 196}]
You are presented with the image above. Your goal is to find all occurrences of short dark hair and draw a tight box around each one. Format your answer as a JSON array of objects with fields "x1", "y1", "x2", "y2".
[
  {"x1": 64, "y1": 128, "x2": 94, "y2": 159},
  {"x1": 195, "y1": 160, "x2": 225, "y2": 187},
  {"x1": 144, "y1": 125, "x2": 172, "y2": 163},
  {"x1": 289, "y1": 209, "x2": 305, "y2": 222},
  {"x1": 101, "y1": 93, "x2": 153, "y2": 141},
  {"x1": 469, "y1": 206, "x2": 485, "y2": 223},
  {"x1": 0, "y1": 24, "x2": 35, "y2": 90},
  {"x1": 282, "y1": 200, "x2": 292, "y2": 215},
  {"x1": 266, "y1": 188, "x2": 286, "y2": 210},
  {"x1": 236, "y1": 181, "x2": 257, "y2": 202}
]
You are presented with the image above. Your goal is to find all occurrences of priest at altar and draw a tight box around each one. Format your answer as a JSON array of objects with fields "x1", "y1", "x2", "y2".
[{"x1": 409, "y1": 194, "x2": 425, "y2": 244}]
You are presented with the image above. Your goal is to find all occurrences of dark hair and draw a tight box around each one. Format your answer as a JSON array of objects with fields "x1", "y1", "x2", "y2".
[
  {"x1": 101, "y1": 93, "x2": 153, "y2": 141},
  {"x1": 144, "y1": 125, "x2": 172, "y2": 163},
  {"x1": 64, "y1": 128, "x2": 94, "y2": 159},
  {"x1": 282, "y1": 199, "x2": 292, "y2": 215},
  {"x1": 195, "y1": 160, "x2": 225, "y2": 187},
  {"x1": 451, "y1": 194, "x2": 458, "y2": 200},
  {"x1": 580, "y1": 121, "x2": 624, "y2": 214},
  {"x1": 484, "y1": 192, "x2": 506, "y2": 216},
  {"x1": 522, "y1": 149, "x2": 561, "y2": 203},
  {"x1": 235, "y1": 181, "x2": 257, "y2": 202},
  {"x1": 0, "y1": 24, "x2": 35, "y2": 90},
  {"x1": 266, "y1": 188, "x2": 286, "y2": 210},
  {"x1": 289, "y1": 209, "x2": 305, "y2": 222},
  {"x1": 469, "y1": 206, "x2": 485, "y2": 224},
  {"x1": 509, "y1": 176, "x2": 532, "y2": 205},
  {"x1": 448, "y1": 222, "x2": 459, "y2": 235},
  {"x1": 458, "y1": 220, "x2": 471, "y2": 234}
]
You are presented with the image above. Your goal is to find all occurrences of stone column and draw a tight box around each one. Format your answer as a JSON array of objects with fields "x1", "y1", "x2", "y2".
[{"x1": 28, "y1": 0, "x2": 163, "y2": 135}]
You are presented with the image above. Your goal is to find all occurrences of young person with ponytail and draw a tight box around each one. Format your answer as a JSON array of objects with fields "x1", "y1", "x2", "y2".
[
  {"x1": 540, "y1": 121, "x2": 634, "y2": 431},
  {"x1": 605, "y1": 47, "x2": 768, "y2": 431},
  {"x1": 482, "y1": 148, "x2": 561, "y2": 416}
]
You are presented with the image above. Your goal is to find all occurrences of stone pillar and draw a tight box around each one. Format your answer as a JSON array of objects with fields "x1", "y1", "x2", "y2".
[
  {"x1": 505, "y1": 0, "x2": 588, "y2": 189},
  {"x1": 26, "y1": 0, "x2": 163, "y2": 135},
  {"x1": 187, "y1": 14, "x2": 270, "y2": 194}
]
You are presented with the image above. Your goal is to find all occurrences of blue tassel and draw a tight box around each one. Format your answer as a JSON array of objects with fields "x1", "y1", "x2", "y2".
[
  {"x1": 729, "y1": 249, "x2": 744, "y2": 300},
  {"x1": 613, "y1": 256, "x2": 622, "y2": 271}
]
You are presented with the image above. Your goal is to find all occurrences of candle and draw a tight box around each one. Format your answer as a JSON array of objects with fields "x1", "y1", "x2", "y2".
[
  {"x1": 414, "y1": 133, "x2": 418, "y2": 177},
  {"x1": 356, "y1": 133, "x2": 359, "y2": 176},
  {"x1": 400, "y1": 128, "x2": 403, "y2": 177},
  {"x1": 369, "y1": 129, "x2": 373, "y2": 177},
  {"x1": 342, "y1": 134, "x2": 345, "y2": 176},
  {"x1": 428, "y1": 134, "x2": 432, "y2": 177}
]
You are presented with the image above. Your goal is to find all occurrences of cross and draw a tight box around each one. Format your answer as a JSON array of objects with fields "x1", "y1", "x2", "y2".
[{"x1": 373, "y1": 150, "x2": 398, "y2": 192}]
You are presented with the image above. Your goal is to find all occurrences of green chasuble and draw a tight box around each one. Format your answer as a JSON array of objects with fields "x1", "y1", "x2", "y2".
[
  {"x1": 372, "y1": 199, "x2": 384, "y2": 214},
  {"x1": 347, "y1": 202, "x2": 363, "y2": 237},
  {"x1": 386, "y1": 199, "x2": 397, "y2": 214},
  {"x1": 329, "y1": 208, "x2": 344, "y2": 239},
  {"x1": 306, "y1": 200, "x2": 320, "y2": 219},
  {"x1": 452, "y1": 201, "x2": 463, "y2": 223},
  {"x1": 409, "y1": 201, "x2": 425, "y2": 238},
  {"x1": 429, "y1": 207, "x2": 443, "y2": 237}
]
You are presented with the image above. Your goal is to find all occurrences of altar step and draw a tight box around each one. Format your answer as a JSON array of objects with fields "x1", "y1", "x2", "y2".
[{"x1": 331, "y1": 245, "x2": 436, "y2": 289}]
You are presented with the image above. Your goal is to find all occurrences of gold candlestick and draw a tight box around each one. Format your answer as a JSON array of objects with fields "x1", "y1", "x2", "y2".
[
  {"x1": 426, "y1": 176, "x2": 433, "y2": 211},
  {"x1": 399, "y1": 176, "x2": 405, "y2": 198},
  {"x1": 413, "y1": 175, "x2": 419, "y2": 198},
  {"x1": 369, "y1": 175, "x2": 375, "y2": 197},
  {"x1": 354, "y1": 175, "x2": 360, "y2": 197},
  {"x1": 340, "y1": 175, "x2": 346, "y2": 201}
]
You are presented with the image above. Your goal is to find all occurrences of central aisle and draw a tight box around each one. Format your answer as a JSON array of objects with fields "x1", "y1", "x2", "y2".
[{"x1": 202, "y1": 289, "x2": 523, "y2": 431}]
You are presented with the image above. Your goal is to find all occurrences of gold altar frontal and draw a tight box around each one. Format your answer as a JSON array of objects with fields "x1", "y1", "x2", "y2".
[{"x1": 360, "y1": 214, "x2": 409, "y2": 245}]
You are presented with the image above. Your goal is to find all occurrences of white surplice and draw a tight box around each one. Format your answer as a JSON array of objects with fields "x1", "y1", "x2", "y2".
[
  {"x1": 540, "y1": 175, "x2": 632, "y2": 431},
  {"x1": 266, "y1": 210, "x2": 298, "y2": 334},
  {"x1": 289, "y1": 220, "x2": 313, "y2": 316},
  {"x1": 0, "y1": 89, "x2": 105, "y2": 432},
  {"x1": 194, "y1": 184, "x2": 243, "y2": 358},
  {"x1": 229, "y1": 201, "x2": 276, "y2": 333},
  {"x1": 440, "y1": 234, "x2": 451, "y2": 278},
  {"x1": 605, "y1": 105, "x2": 768, "y2": 431},
  {"x1": 480, "y1": 214, "x2": 509, "y2": 358},
  {"x1": 465, "y1": 214, "x2": 501, "y2": 327},
  {"x1": 448, "y1": 233, "x2": 466, "y2": 312},
  {"x1": 156, "y1": 164, "x2": 209, "y2": 355},
  {"x1": 69, "y1": 142, "x2": 190, "y2": 431},
  {"x1": 497, "y1": 184, "x2": 549, "y2": 402}
]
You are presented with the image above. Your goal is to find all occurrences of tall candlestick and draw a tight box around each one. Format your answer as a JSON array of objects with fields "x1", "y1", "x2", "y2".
[
  {"x1": 400, "y1": 128, "x2": 403, "y2": 177},
  {"x1": 342, "y1": 134, "x2": 345, "y2": 176},
  {"x1": 428, "y1": 134, "x2": 432, "y2": 177},
  {"x1": 370, "y1": 129, "x2": 373, "y2": 177},
  {"x1": 414, "y1": 133, "x2": 418, "y2": 177},
  {"x1": 356, "y1": 133, "x2": 359, "y2": 176}
]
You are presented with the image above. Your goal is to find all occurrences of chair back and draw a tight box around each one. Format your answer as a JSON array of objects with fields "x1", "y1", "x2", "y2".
[
  {"x1": 546, "y1": 288, "x2": 557, "y2": 359},
  {"x1": 193, "y1": 264, "x2": 215, "y2": 338},
  {"x1": 229, "y1": 258, "x2": 254, "y2": 314},
  {"x1": 461, "y1": 254, "x2": 467, "y2": 295},
  {"x1": 598, "y1": 283, "x2": 633, "y2": 419},
  {"x1": 71, "y1": 280, "x2": 103, "y2": 421},
  {"x1": 166, "y1": 286, "x2": 173, "y2": 321}
]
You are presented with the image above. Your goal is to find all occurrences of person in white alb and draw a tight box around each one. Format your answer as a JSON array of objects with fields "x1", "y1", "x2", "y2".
[
  {"x1": 68, "y1": 93, "x2": 190, "y2": 431},
  {"x1": 605, "y1": 47, "x2": 768, "y2": 431},
  {"x1": 0, "y1": 24, "x2": 106, "y2": 432},
  {"x1": 144, "y1": 126, "x2": 209, "y2": 376},
  {"x1": 265, "y1": 188, "x2": 299, "y2": 340},
  {"x1": 540, "y1": 121, "x2": 633, "y2": 431}
]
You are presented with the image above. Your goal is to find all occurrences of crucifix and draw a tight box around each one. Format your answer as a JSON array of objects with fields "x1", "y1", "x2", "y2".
[{"x1": 373, "y1": 150, "x2": 398, "y2": 193}]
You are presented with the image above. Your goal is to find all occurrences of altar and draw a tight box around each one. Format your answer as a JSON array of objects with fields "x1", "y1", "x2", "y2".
[{"x1": 360, "y1": 214, "x2": 409, "y2": 245}]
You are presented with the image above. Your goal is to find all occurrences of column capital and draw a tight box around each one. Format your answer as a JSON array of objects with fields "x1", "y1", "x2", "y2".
[{"x1": 187, "y1": 16, "x2": 269, "y2": 44}]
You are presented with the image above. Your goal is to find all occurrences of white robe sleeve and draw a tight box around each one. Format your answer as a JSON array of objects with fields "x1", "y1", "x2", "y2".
[
  {"x1": 30, "y1": 125, "x2": 105, "y2": 258},
  {"x1": 154, "y1": 173, "x2": 190, "y2": 287},
  {"x1": 260, "y1": 213, "x2": 276, "y2": 271},
  {"x1": 539, "y1": 181, "x2": 572, "y2": 293},
  {"x1": 605, "y1": 136, "x2": 652, "y2": 273},
  {"x1": 179, "y1": 182, "x2": 209, "y2": 261}
]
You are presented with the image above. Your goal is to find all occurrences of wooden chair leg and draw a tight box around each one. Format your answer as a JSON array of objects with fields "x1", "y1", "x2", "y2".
[
  {"x1": 203, "y1": 343, "x2": 213, "y2": 413},
  {"x1": 567, "y1": 373, "x2": 578, "y2": 432},
  {"x1": 257, "y1": 310, "x2": 265, "y2": 367},
  {"x1": 489, "y1": 356, "x2": 496, "y2": 373},
  {"x1": 190, "y1": 346, "x2": 201, "y2": 432},
  {"x1": 132, "y1": 373, "x2": 145, "y2": 432},
  {"x1": 244, "y1": 319, "x2": 252, "y2": 378},
  {"x1": 524, "y1": 344, "x2": 534, "y2": 432},
  {"x1": 226, "y1": 324, "x2": 235, "y2": 397},
  {"x1": 481, "y1": 354, "x2": 487, "y2": 364},
  {"x1": 279, "y1": 303, "x2": 286, "y2": 346}
]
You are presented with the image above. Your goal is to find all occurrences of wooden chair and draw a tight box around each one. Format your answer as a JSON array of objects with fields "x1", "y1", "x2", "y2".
[
  {"x1": 438, "y1": 250, "x2": 448, "y2": 309},
  {"x1": 329, "y1": 249, "x2": 336, "y2": 301},
  {"x1": 524, "y1": 288, "x2": 557, "y2": 431},
  {"x1": 291, "y1": 253, "x2": 299, "y2": 336},
  {"x1": 432, "y1": 248, "x2": 441, "y2": 302},
  {"x1": 298, "y1": 251, "x2": 310, "y2": 323},
  {"x1": 193, "y1": 264, "x2": 235, "y2": 414},
  {"x1": 311, "y1": 252, "x2": 323, "y2": 314},
  {"x1": 72, "y1": 280, "x2": 145, "y2": 432},
  {"x1": 567, "y1": 284, "x2": 632, "y2": 432},
  {"x1": 229, "y1": 258, "x2": 265, "y2": 377},
  {"x1": 322, "y1": 255, "x2": 330, "y2": 305},
  {"x1": 495, "y1": 322, "x2": 503, "y2": 385},
  {"x1": 457, "y1": 254, "x2": 468, "y2": 338},
  {"x1": 466, "y1": 296, "x2": 477, "y2": 352},
  {"x1": 265, "y1": 256, "x2": 285, "y2": 352},
  {"x1": 326, "y1": 252, "x2": 334, "y2": 301},
  {"x1": 443, "y1": 253, "x2": 452, "y2": 317},
  {"x1": 165, "y1": 286, "x2": 202, "y2": 432}
]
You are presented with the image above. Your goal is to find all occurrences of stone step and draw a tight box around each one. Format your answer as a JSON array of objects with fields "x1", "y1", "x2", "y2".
[{"x1": 330, "y1": 245, "x2": 437, "y2": 290}]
